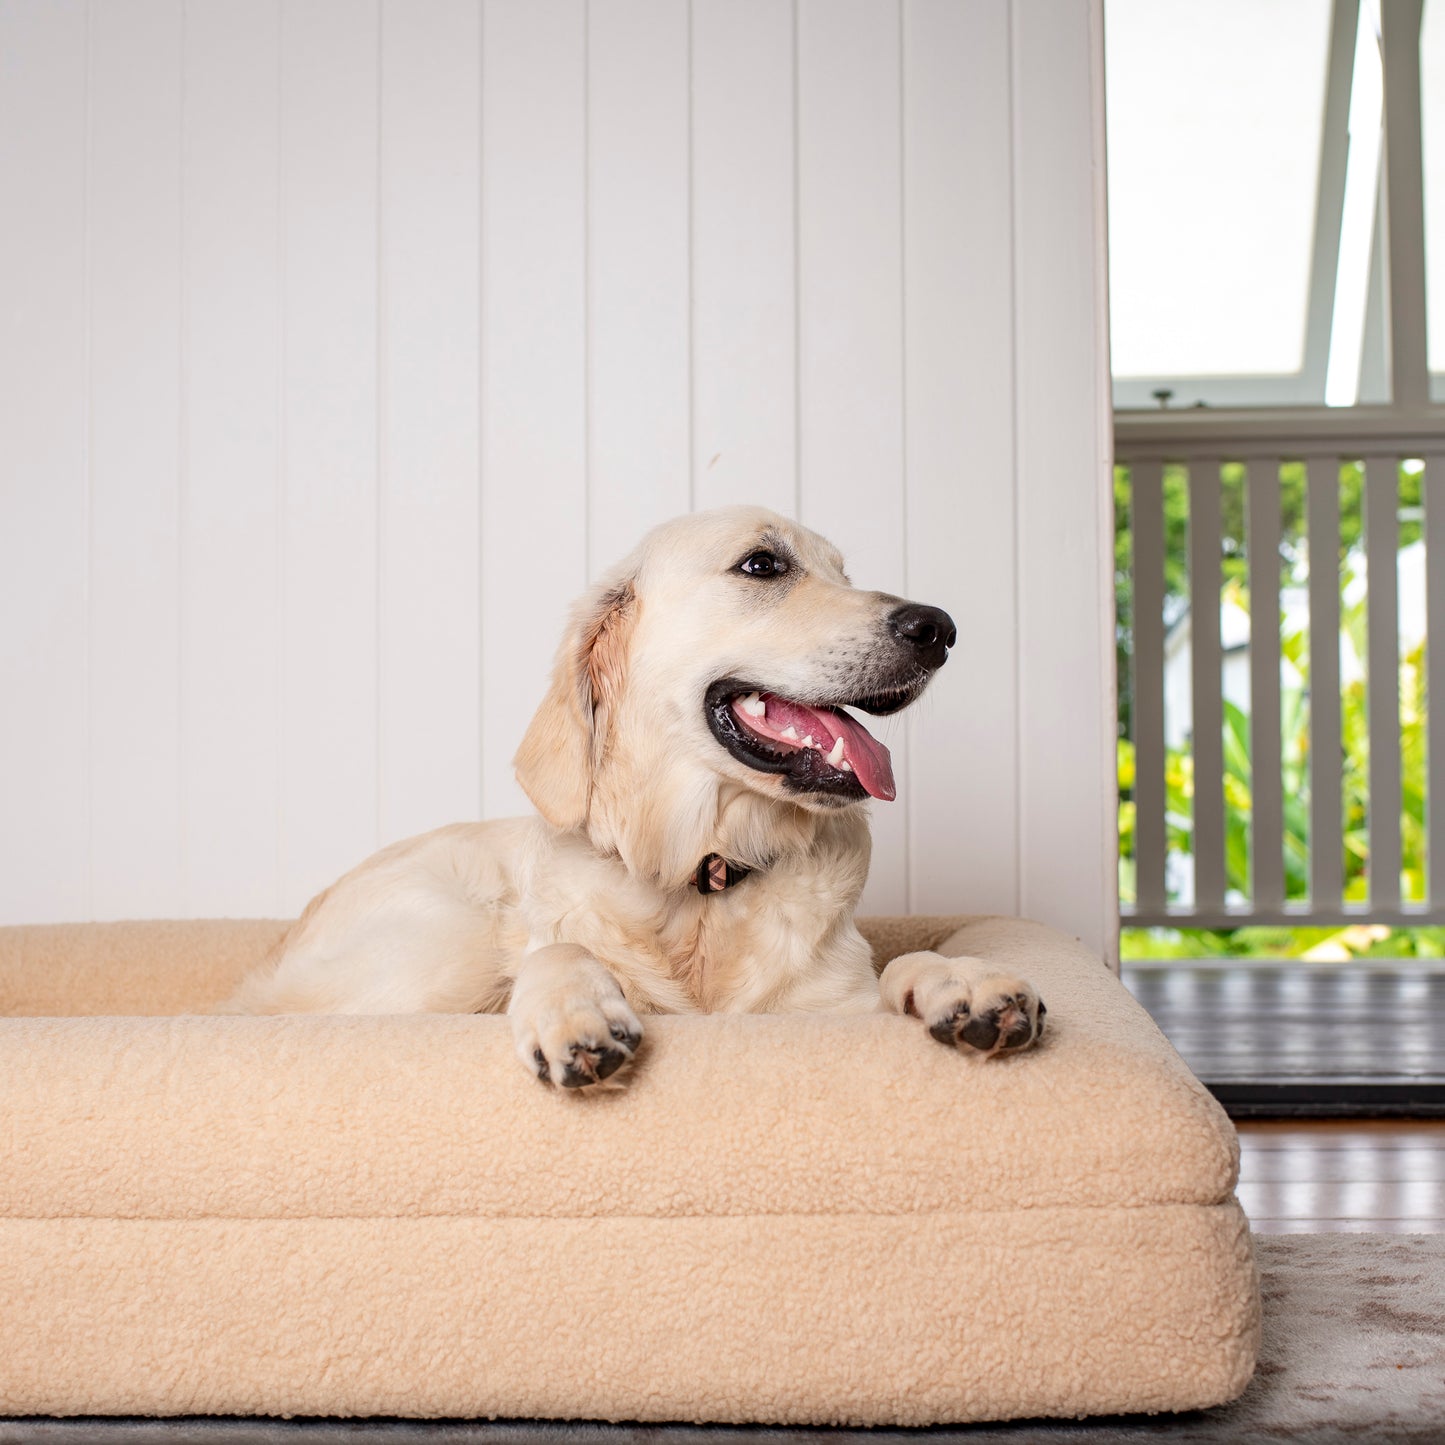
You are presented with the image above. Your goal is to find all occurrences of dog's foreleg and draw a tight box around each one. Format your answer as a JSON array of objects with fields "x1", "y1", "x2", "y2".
[
  {"x1": 878, "y1": 951, "x2": 1046, "y2": 1056},
  {"x1": 508, "y1": 943, "x2": 644, "y2": 1089}
]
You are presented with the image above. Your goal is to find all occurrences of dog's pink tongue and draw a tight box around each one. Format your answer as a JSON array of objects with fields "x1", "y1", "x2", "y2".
[
  {"x1": 825, "y1": 707, "x2": 896, "y2": 802},
  {"x1": 760, "y1": 696, "x2": 896, "y2": 802}
]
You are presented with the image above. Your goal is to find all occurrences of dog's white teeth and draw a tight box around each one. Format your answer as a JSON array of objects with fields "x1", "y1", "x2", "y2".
[
  {"x1": 801, "y1": 735, "x2": 816, "y2": 750},
  {"x1": 740, "y1": 692, "x2": 766, "y2": 718},
  {"x1": 825, "y1": 736, "x2": 846, "y2": 766},
  {"x1": 840, "y1": 760, "x2": 853, "y2": 772},
  {"x1": 781, "y1": 725, "x2": 799, "y2": 741}
]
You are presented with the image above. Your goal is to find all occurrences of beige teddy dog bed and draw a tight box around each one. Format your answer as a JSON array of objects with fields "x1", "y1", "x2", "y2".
[{"x1": 0, "y1": 914, "x2": 1258, "y2": 1427}]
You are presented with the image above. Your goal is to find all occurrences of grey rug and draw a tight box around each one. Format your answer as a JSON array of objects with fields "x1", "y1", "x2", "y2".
[{"x1": 3, "y1": 1235, "x2": 1442, "y2": 1445}]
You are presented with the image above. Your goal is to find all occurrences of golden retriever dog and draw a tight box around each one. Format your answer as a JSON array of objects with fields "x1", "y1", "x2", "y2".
[{"x1": 225, "y1": 507, "x2": 1045, "y2": 1086}]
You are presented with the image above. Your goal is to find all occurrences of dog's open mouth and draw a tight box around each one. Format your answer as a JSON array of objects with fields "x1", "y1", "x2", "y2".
[{"x1": 705, "y1": 678, "x2": 922, "y2": 801}]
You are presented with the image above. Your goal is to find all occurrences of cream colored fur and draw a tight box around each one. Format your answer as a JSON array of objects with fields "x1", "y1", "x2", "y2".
[{"x1": 225, "y1": 507, "x2": 1043, "y2": 1086}]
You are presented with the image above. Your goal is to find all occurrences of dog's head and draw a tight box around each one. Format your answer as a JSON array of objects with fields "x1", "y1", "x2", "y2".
[{"x1": 513, "y1": 507, "x2": 955, "y2": 879}]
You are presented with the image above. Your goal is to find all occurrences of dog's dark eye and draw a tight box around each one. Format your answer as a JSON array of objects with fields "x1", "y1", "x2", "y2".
[{"x1": 738, "y1": 550, "x2": 787, "y2": 579}]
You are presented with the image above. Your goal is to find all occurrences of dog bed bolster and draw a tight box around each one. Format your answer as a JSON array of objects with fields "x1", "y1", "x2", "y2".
[{"x1": 0, "y1": 914, "x2": 1260, "y2": 1425}]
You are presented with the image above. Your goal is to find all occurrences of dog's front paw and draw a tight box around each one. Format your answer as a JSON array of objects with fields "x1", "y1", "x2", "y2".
[
  {"x1": 509, "y1": 953, "x2": 643, "y2": 1090},
  {"x1": 945, "y1": 978, "x2": 1046, "y2": 1055},
  {"x1": 880, "y1": 951, "x2": 1046, "y2": 1057}
]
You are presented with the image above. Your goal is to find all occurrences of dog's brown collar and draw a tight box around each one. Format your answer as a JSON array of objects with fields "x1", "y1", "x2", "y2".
[{"x1": 695, "y1": 854, "x2": 752, "y2": 895}]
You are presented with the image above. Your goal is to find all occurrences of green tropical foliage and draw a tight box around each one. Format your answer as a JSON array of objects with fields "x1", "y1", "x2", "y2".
[{"x1": 1116, "y1": 458, "x2": 1436, "y2": 961}]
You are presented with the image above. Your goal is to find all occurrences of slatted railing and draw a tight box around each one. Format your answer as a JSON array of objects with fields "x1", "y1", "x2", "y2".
[{"x1": 1117, "y1": 408, "x2": 1445, "y2": 931}]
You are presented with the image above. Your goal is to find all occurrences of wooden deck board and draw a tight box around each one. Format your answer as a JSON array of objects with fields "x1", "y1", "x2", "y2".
[{"x1": 1122, "y1": 964, "x2": 1445, "y2": 1112}]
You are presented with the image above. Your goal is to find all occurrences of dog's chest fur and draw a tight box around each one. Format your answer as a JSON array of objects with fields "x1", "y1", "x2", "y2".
[{"x1": 516, "y1": 813, "x2": 876, "y2": 1014}]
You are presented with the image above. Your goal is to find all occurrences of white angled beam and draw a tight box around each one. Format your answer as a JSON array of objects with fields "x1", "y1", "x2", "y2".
[{"x1": 1380, "y1": 0, "x2": 1429, "y2": 406}]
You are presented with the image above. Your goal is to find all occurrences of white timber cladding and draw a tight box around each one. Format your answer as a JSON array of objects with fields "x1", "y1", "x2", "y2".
[{"x1": 0, "y1": 0, "x2": 1116, "y2": 961}]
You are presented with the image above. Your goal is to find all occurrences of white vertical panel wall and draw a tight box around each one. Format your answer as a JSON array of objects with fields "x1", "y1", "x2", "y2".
[
  {"x1": 0, "y1": 0, "x2": 1116, "y2": 960},
  {"x1": 797, "y1": 0, "x2": 909, "y2": 909},
  {"x1": 181, "y1": 0, "x2": 283, "y2": 917}
]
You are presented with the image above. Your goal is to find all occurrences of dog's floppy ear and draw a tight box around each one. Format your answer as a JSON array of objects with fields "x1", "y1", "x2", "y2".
[{"x1": 513, "y1": 577, "x2": 638, "y2": 832}]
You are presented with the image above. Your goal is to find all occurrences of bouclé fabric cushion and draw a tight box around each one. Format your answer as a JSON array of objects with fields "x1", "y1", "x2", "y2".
[{"x1": 0, "y1": 914, "x2": 1258, "y2": 1425}]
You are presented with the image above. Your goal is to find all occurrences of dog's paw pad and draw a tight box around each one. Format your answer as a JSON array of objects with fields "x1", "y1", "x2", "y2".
[
  {"x1": 608, "y1": 1021, "x2": 642, "y2": 1052},
  {"x1": 927, "y1": 1003, "x2": 971, "y2": 1047},
  {"x1": 523, "y1": 1000, "x2": 644, "y2": 1091},
  {"x1": 558, "y1": 1039, "x2": 632, "y2": 1088},
  {"x1": 959, "y1": 985, "x2": 1045, "y2": 1055}
]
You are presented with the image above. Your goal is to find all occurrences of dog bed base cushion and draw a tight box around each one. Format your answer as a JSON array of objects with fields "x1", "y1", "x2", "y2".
[{"x1": 0, "y1": 915, "x2": 1259, "y2": 1426}]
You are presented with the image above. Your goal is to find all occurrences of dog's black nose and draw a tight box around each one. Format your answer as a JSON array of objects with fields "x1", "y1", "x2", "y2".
[{"x1": 889, "y1": 604, "x2": 957, "y2": 670}]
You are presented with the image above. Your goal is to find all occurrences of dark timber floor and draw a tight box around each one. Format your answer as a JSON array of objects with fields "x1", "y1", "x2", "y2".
[
  {"x1": 1122, "y1": 962, "x2": 1445, "y2": 1116},
  {"x1": 1236, "y1": 1119, "x2": 1445, "y2": 1232}
]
